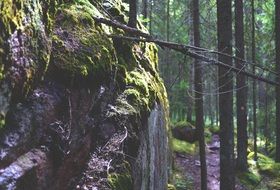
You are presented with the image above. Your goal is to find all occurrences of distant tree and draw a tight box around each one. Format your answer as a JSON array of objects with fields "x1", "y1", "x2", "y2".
[
  {"x1": 128, "y1": 0, "x2": 137, "y2": 28},
  {"x1": 193, "y1": 0, "x2": 207, "y2": 189},
  {"x1": 187, "y1": 0, "x2": 194, "y2": 123},
  {"x1": 275, "y1": 0, "x2": 280, "y2": 162},
  {"x1": 217, "y1": 0, "x2": 235, "y2": 189},
  {"x1": 251, "y1": 0, "x2": 258, "y2": 161},
  {"x1": 235, "y1": 0, "x2": 248, "y2": 171},
  {"x1": 149, "y1": 0, "x2": 153, "y2": 34},
  {"x1": 142, "y1": 0, "x2": 148, "y2": 22}
]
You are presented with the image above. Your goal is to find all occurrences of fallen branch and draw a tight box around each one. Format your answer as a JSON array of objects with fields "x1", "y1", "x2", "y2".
[
  {"x1": 111, "y1": 35, "x2": 279, "y2": 86},
  {"x1": 93, "y1": 17, "x2": 277, "y2": 76},
  {"x1": 93, "y1": 17, "x2": 151, "y2": 39},
  {"x1": 93, "y1": 17, "x2": 279, "y2": 86}
]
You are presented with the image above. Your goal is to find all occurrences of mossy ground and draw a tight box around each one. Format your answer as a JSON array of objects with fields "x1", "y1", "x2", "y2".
[
  {"x1": 172, "y1": 139, "x2": 197, "y2": 155},
  {"x1": 173, "y1": 169, "x2": 193, "y2": 190},
  {"x1": 238, "y1": 152, "x2": 280, "y2": 189}
]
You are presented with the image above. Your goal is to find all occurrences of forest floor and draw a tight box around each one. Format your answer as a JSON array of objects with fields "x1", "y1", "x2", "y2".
[{"x1": 174, "y1": 134, "x2": 247, "y2": 190}]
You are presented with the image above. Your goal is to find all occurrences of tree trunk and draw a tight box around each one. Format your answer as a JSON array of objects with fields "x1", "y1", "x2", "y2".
[
  {"x1": 128, "y1": 0, "x2": 137, "y2": 28},
  {"x1": 235, "y1": 0, "x2": 248, "y2": 171},
  {"x1": 217, "y1": 0, "x2": 235, "y2": 189},
  {"x1": 187, "y1": 0, "x2": 194, "y2": 123},
  {"x1": 265, "y1": 83, "x2": 269, "y2": 153},
  {"x1": 251, "y1": 0, "x2": 258, "y2": 161},
  {"x1": 193, "y1": 0, "x2": 207, "y2": 189},
  {"x1": 275, "y1": 0, "x2": 280, "y2": 162},
  {"x1": 142, "y1": 0, "x2": 148, "y2": 22},
  {"x1": 149, "y1": 0, "x2": 153, "y2": 34}
]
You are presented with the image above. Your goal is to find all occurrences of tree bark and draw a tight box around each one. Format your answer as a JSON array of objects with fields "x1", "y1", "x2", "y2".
[
  {"x1": 187, "y1": 0, "x2": 194, "y2": 123},
  {"x1": 235, "y1": 0, "x2": 248, "y2": 171},
  {"x1": 142, "y1": 0, "x2": 148, "y2": 21},
  {"x1": 193, "y1": 0, "x2": 207, "y2": 189},
  {"x1": 275, "y1": 0, "x2": 280, "y2": 162},
  {"x1": 128, "y1": 0, "x2": 137, "y2": 28},
  {"x1": 149, "y1": 0, "x2": 153, "y2": 34},
  {"x1": 217, "y1": 0, "x2": 235, "y2": 189}
]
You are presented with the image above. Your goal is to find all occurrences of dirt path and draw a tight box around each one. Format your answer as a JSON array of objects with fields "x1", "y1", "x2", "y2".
[
  {"x1": 175, "y1": 134, "x2": 246, "y2": 190},
  {"x1": 206, "y1": 134, "x2": 220, "y2": 190}
]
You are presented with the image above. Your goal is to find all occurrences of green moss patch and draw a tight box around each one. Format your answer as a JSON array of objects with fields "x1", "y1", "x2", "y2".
[
  {"x1": 173, "y1": 170, "x2": 193, "y2": 190},
  {"x1": 108, "y1": 172, "x2": 133, "y2": 190},
  {"x1": 237, "y1": 171, "x2": 261, "y2": 189},
  {"x1": 171, "y1": 121, "x2": 194, "y2": 129},
  {"x1": 172, "y1": 139, "x2": 197, "y2": 155},
  {"x1": 248, "y1": 152, "x2": 280, "y2": 177},
  {"x1": 50, "y1": 1, "x2": 117, "y2": 83},
  {"x1": 108, "y1": 160, "x2": 133, "y2": 190}
]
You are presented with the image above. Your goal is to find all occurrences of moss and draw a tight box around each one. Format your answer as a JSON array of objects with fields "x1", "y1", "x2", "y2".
[
  {"x1": 237, "y1": 171, "x2": 261, "y2": 189},
  {"x1": 172, "y1": 138, "x2": 197, "y2": 155},
  {"x1": 268, "y1": 178, "x2": 280, "y2": 190},
  {"x1": 207, "y1": 124, "x2": 220, "y2": 135},
  {"x1": 171, "y1": 121, "x2": 194, "y2": 129},
  {"x1": 173, "y1": 170, "x2": 193, "y2": 190},
  {"x1": 0, "y1": 64, "x2": 4, "y2": 81},
  {"x1": 0, "y1": 114, "x2": 4, "y2": 129},
  {"x1": 248, "y1": 152, "x2": 280, "y2": 177},
  {"x1": 108, "y1": 173, "x2": 133, "y2": 190},
  {"x1": 168, "y1": 184, "x2": 177, "y2": 190},
  {"x1": 50, "y1": 1, "x2": 117, "y2": 83},
  {"x1": 108, "y1": 161, "x2": 133, "y2": 190}
]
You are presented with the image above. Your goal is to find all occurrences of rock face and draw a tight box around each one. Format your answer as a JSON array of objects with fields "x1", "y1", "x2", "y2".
[{"x1": 0, "y1": 0, "x2": 171, "y2": 190}]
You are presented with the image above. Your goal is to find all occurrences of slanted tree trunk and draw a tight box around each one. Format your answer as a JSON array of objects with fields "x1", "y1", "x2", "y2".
[
  {"x1": 128, "y1": 0, "x2": 137, "y2": 28},
  {"x1": 217, "y1": 0, "x2": 235, "y2": 189},
  {"x1": 251, "y1": 0, "x2": 258, "y2": 161},
  {"x1": 275, "y1": 0, "x2": 280, "y2": 162},
  {"x1": 193, "y1": 0, "x2": 207, "y2": 189},
  {"x1": 235, "y1": 0, "x2": 248, "y2": 171}
]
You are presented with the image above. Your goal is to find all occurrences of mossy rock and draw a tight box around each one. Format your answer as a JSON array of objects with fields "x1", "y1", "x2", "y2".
[
  {"x1": 171, "y1": 121, "x2": 194, "y2": 129},
  {"x1": 50, "y1": 2, "x2": 117, "y2": 84}
]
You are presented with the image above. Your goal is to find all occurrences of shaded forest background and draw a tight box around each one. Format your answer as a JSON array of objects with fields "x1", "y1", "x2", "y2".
[
  {"x1": 145, "y1": 0, "x2": 276, "y2": 151},
  {"x1": 136, "y1": 0, "x2": 280, "y2": 189}
]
